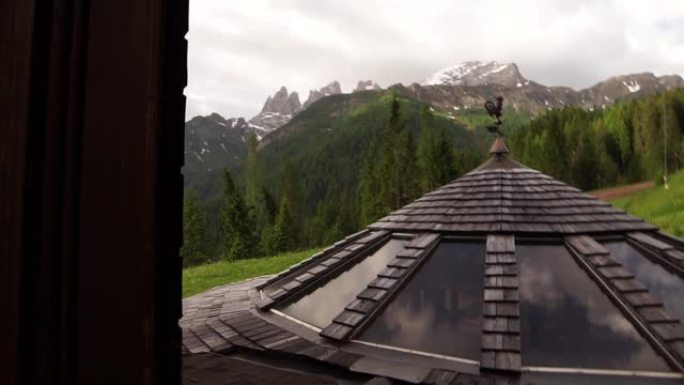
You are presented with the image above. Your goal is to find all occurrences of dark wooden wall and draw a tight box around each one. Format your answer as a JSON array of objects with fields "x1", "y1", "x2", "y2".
[{"x1": 0, "y1": 0, "x2": 188, "y2": 384}]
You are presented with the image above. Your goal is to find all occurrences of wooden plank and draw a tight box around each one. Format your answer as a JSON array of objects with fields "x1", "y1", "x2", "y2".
[
  {"x1": 406, "y1": 233, "x2": 440, "y2": 249},
  {"x1": 331, "y1": 249, "x2": 353, "y2": 260},
  {"x1": 665, "y1": 249, "x2": 684, "y2": 263},
  {"x1": 502, "y1": 335, "x2": 521, "y2": 351},
  {"x1": 396, "y1": 248, "x2": 422, "y2": 259},
  {"x1": 565, "y1": 235, "x2": 609, "y2": 256},
  {"x1": 496, "y1": 254, "x2": 516, "y2": 264},
  {"x1": 346, "y1": 299, "x2": 376, "y2": 314},
  {"x1": 628, "y1": 232, "x2": 675, "y2": 251},
  {"x1": 481, "y1": 352, "x2": 496, "y2": 369},
  {"x1": 483, "y1": 303, "x2": 497, "y2": 316},
  {"x1": 356, "y1": 230, "x2": 389, "y2": 245},
  {"x1": 281, "y1": 280, "x2": 302, "y2": 291},
  {"x1": 333, "y1": 311, "x2": 365, "y2": 327},
  {"x1": 496, "y1": 303, "x2": 520, "y2": 317},
  {"x1": 652, "y1": 322, "x2": 684, "y2": 342},
  {"x1": 586, "y1": 255, "x2": 619, "y2": 267},
  {"x1": 487, "y1": 235, "x2": 515, "y2": 253},
  {"x1": 638, "y1": 307, "x2": 679, "y2": 323},
  {"x1": 499, "y1": 276, "x2": 518, "y2": 288},
  {"x1": 368, "y1": 277, "x2": 396, "y2": 290},
  {"x1": 378, "y1": 267, "x2": 405, "y2": 279},
  {"x1": 483, "y1": 318, "x2": 508, "y2": 333},
  {"x1": 308, "y1": 265, "x2": 328, "y2": 275},
  {"x1": 294, "y1": 272, "x2": 315, "y2": 283},
  {"x1": 357, "y1": 288, "x2": 387, "y2": 301},
  {"x1": 612, "y1": 279, "x2": 648, "y2": 293},
  {"x1": 624, "y1": 292, "x2": 663, "y2": 307},
  {"x1": 495, "y1": 352, "x2": 521, "y2": 371},
  {"x1": 320, "y1": 257, "x2": 342, "y2": 267},
  {"x1": 484, "y1": 289, "x2": 504, "y2": 302},
  {"x1": 388, "y1": 258, "x2": 415, "y2": 268},
  {"x1": 503, "y1": 289, "x2": 519, "y2": 302},
  {"x1": 597, "y1": 266, "x2": 634, "y2": 279},
  {"x1": 485, "y1": 265, "x2": 503, "y2": 276},
  {"x1": 482, "y1": 334, "x2": 503, "y2": 350},
  {"x1": 191, "y1": 324, "x2": 231, "y2": 352},
  {"x1": 320, "y1": 323, "x2": 354, "y2": 341}
]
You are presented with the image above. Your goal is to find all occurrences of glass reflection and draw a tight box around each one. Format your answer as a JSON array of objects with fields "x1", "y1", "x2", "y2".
[
  {"x1": 359, "y1": 241, "x2": 484, "y2": 359},
  {"x1": 603, "y1": 241, "x2": 684, "y2": 321},
  {"x1": 521, "y1": 372, "x2": 681, "y2": 385},
  {"x1": 282, "y1": 239, "x2": 405, "y2": 328},
  {"x1": 518, "y1": 244, "x2": 670, "y2": 371}
]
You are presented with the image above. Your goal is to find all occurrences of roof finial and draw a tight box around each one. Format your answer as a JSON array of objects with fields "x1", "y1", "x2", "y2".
[{"x1": 484, "y1": 96, "x2": 508, "y2": 156}]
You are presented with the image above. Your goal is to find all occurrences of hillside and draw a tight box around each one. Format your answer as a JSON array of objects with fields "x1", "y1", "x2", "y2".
[
  {"x1": 611, "y1": 171, "x2": 684, "y2": 237},
  {"x1": 187, "y1": 90, "x2": 486, "y2": 200},
  {"x1": 257, "y1": 90, "x2": 484, "y2": 209},
  {"x1": 183, "y1": 62, "x2": 684, "y2": 196}
]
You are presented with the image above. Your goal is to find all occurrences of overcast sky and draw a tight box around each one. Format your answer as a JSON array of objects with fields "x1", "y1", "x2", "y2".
[{"x1": 185, "y1": 0, "x2": 684, "y2": 120}]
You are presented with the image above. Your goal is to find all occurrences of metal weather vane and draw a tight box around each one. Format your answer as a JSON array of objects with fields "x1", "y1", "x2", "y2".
[
  {"x1": 484, "y1": 96, "x2": 504, "y2": 136},
  {"x1": 484, "y1": 96, "x2": 508, "y2": 155}
]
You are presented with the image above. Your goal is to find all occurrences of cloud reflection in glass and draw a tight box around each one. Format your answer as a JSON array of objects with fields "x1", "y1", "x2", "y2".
[
  {"x1": 359, "y1": 241, "x2": 485, "y2": 359},
  {"x1": 518, "y1": 244, "x2": 670, "y2": 371}
]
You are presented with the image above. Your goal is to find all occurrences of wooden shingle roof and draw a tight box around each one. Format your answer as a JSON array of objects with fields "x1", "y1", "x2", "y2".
[
  {"x1": 370, "y1": 156, "x2": 656, "y2": 235},
  {"x1": 181, "y1": 152, "x2": 684, "y2": 384}
]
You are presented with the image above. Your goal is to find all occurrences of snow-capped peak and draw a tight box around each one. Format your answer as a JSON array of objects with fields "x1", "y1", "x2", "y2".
[{"x1": 422, "y1": 61, "x2": 526, "y2": 88}]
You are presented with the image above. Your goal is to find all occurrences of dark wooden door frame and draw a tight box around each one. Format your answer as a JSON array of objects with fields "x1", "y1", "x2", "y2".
[{"x1": 1, "y1": 0, "x2": 187, "y2": 384}]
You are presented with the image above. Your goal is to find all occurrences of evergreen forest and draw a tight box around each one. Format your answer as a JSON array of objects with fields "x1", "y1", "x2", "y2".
[{"x1": 181, "y1": 89, "x2": 684, "y2": 266}]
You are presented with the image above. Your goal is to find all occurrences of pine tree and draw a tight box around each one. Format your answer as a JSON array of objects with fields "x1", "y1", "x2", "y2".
[
  {"x1": 417, "y1": 105, "x2": 455, "y2": 192},
  {"x1": 221, "y1": 170, "x2": 256, "y2": 260},
  {"x1": 359, "y1": 137, "x2": 383, "y2": 225},
  {"x1": 278, "y1": 158, "x2": 301, "y2": 247},
  {"x1": 378, "y1": 94, "x2": 417, "y2": 213},
  {"x1": 268, "y1": 196, "x2": 296, "y2": 254},
  {"x1": 180, "y1": 187, "x2": 207, "y2": 266},
  {"x1": 245, "y1": 132, "x2": 260, "y2": 208}
]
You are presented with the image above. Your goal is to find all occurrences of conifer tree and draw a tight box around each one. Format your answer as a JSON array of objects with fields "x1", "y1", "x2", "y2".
[
  {"x1": 378, "y1": 94, "x2": 417, "y2": 213},
  {"x1": 268, "y1": 196, "x2": 296, "y2": 254},
  {"x1": 278, "y1": 158, "x2": 301, "y2": 247},
  {"x1": 359, "y1": 137, "x2": 383, "y2": 225},
  {"x1": 245, "y1": 132, "x2": 260, "y2": 208},
  {"x1": 221, "y1": 170, "x2": 256, "y2": 260},
  {"x1": 180, "y1": 187, "x2": 207, "y2": 266},
  {"x1": 417, "y1": 105, "x2": 455, "y2": 192}
]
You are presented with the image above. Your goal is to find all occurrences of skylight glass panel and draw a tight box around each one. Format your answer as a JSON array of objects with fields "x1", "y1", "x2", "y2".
[
  {"x1": 281, "y1": 238, "x2": 406, "y2": 328},
  {"x1": 603, "y1": 241, "x2": 684, "y2": 321},
  {"x1": 518, "y1": 244, "x2": 670, "y2": 371},
  {"x1": 358, "y1": 241, "x2": 485, "y2": 359}
]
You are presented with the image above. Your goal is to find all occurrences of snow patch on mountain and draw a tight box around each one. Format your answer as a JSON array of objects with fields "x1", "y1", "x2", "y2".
[
  {"x1": 422, "y1": 61, "x2": 527, "y2": 88},
  {"x1": 623, "y1": 80, "x2": 641, "y2": 93}
]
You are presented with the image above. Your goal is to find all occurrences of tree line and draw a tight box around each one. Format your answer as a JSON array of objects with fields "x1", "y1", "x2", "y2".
[
  {"x1": 508, "y1": 89, "x2": 684, "y2": 190},
  {"x1": 182, "y1": 89, "x2": 684, "y2": 266},
  {"x1": 180, "y1": 93, "x2": 480, "y2": 266}
]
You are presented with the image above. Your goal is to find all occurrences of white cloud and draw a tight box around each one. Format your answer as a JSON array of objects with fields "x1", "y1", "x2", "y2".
[{"x1": 186, "y1": 0, "x2": 684, "y2": 120}]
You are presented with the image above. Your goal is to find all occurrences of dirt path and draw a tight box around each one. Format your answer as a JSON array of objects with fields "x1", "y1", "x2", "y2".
[{"x1": 589, "y1": 181, "x2": 655, "y2": 201}]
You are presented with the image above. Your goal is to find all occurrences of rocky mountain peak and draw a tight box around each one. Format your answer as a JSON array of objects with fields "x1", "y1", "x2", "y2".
[
  {"x1": 260, "y1": 86, "x2": 301, "y2": 115},
  {"x1": 354, "y1": 80, "x2": 381, "y2": 92},
  {"x1": 303, "y1": 81, "x2": 342, "y2": 108},
  {"x1": 422, "y1": 61, "x2": 527, "y2": 88}
]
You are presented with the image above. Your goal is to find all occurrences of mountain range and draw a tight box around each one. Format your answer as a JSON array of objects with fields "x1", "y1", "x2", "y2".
[{"x1": 183, "y1": 61, "x2": 684, "y2": 195}]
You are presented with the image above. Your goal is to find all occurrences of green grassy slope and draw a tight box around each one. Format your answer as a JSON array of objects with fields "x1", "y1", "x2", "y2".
[
  {"x1": 611, "y1": 170, "x2": 684, "y2": 237},
  {"x1": 182, "y1": 248, "x2": 321, "y2": 298}
]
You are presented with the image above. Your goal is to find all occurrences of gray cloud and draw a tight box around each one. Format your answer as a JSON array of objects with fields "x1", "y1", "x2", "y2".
[{"x1": 185, "y1": 0, "x2": 684, "y2": 120}]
